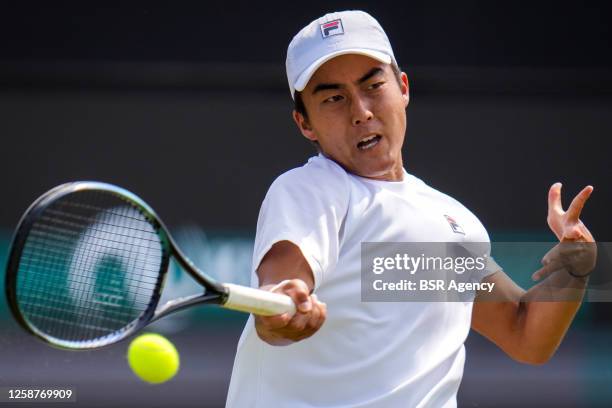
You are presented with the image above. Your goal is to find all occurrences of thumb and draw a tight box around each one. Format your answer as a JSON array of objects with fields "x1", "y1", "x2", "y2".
[
  {"x1": 272, "y1": 279, "x2": 311, "y2": 313},
  {"x1": 294, "y1": 290, "x2": 312, "y2": 313}
]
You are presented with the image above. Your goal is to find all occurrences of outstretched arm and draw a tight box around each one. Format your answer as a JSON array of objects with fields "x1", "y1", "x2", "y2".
[{"x1": 471, "y1": 183, "x2": 595, "y2": 364}]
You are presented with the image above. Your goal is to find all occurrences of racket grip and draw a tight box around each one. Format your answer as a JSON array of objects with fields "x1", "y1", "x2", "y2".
[{"x1": 222, "y1": 283, "x2": 296, "y2": 316}]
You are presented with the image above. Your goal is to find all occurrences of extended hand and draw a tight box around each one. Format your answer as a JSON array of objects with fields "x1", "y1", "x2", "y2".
[
  {"x1": 532, "y1": 183, "x2": 596, "y2": 281},
  {"x1": 546, "y1": 182, "x2": 594, "y2": 243},
  {"x1": 255, "y1": 279, "x2": 327, "y2": 346}
]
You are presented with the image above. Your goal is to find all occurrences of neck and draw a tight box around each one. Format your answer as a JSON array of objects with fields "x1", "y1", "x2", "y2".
[{"x1": 367, "y1": 152, "x2": 405, "y2": 181}]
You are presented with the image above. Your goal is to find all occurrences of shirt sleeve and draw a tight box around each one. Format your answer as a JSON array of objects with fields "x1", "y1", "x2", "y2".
[
  {"x1": 250, "y1": 162, "x2": 350, "y2": 291},
  {"x1": 459, "y1": 241, "x2": 503, "y2": 284}
]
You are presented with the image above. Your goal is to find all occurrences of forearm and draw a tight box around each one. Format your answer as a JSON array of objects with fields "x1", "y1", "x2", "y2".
[
  {"x1": 473, "y1": 183, "x2": 595, "y2": 364},
  {"x1": 257, "y1": 241, "x2": 314, "y2": 290},
  {"x1": 515, "y1": 270, "x2": 588, "y2": 363},
  {"x1": 253, "y1": 241, "x2": 326, "y2": 346}
]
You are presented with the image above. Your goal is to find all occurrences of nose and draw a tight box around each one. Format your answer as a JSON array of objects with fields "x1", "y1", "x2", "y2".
[{"x1": 351, "y1": 95, "x2": 373, "y2": 126}]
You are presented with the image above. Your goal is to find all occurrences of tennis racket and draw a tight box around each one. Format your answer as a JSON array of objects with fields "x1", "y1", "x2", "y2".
[{"x1": 5, "y1": 181, "x2": 295, "y2": 350}]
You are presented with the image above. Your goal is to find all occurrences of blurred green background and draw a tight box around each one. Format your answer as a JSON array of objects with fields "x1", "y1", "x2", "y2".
[{"x1": 2, "y1": 228, "x2": 612, "y2": 406}]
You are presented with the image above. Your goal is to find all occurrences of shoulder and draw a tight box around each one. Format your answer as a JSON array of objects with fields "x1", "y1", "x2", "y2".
[
  {"x1": 413, "y1": 175, "x2": 491, "y2": 241},
  {"x1": 267, "y1": 155, "x2": 351, "y2": 202},
  {"x1": 412, "y1": 174, "x2": 465, "y2": 208}
]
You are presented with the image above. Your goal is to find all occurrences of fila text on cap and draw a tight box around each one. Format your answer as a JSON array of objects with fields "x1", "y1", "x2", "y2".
[{"x1": 286, "y1": 10, "x2": 397, "y2": 99}]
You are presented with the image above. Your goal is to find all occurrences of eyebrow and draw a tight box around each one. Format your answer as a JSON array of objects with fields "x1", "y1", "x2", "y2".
[{"x1": 311, "y1": 67, "x2": 385, "y2": 95}]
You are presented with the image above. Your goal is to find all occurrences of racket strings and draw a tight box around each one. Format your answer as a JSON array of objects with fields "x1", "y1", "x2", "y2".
[
  {"x1": 41, "y1": 208, "x2": 164, "y2": 245},
  {"x1": 18, "y1": 264, "x2": 158, "y2": 295},
  {"x1": 21, "y1": 238, "x2": 164, "y2": 273},
  {"x1": 16, "y1": 191, "x2": 165, "y2": 346}
]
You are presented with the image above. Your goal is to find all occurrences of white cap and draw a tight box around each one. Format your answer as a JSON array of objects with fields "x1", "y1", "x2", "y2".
[{"x1": 286, "y1": 10, "x2": 397, "y2": 99}]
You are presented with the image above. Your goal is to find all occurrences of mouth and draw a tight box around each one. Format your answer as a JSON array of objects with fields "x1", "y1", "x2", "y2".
[{"x1": 357, "y1": 134, "x2": 382, "y2": 151}]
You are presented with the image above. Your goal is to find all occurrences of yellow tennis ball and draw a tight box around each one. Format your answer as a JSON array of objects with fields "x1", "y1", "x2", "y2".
[{"x1": 127, "y1": 333, "x2": 180, "y2": 384}]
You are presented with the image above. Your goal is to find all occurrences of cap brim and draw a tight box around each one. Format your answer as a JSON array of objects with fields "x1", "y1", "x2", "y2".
[{"x1": 293, "y1": 49, "x2": 392, "y2": 93}]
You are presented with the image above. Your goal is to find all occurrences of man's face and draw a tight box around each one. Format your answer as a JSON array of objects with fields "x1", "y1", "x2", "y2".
[{"x1": 293, "y1": 54, "x2": 409, "y2": 181}]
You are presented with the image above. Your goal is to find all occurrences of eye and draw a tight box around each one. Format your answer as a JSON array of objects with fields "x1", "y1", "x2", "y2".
[
  {"x1": 323, "y1": 95, "x2": 344, "y2": 104},
  {"x1": 368, "y1": 81, "x2": 385, "y2": 90}
]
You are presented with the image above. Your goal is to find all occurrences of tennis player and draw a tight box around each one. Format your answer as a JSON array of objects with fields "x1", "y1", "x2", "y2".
[{"x1": 226, "y1": 10, "x2": 595, "y2": 407}]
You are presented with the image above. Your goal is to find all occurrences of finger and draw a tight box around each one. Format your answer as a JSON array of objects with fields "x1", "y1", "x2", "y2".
[
  {"x1": 306, "y1": 295, "x2": 322, "y2": 330},
  {"x1": 269, "y1": 279, "x2": 292, "y2": 292},
  {"x1": 313, "y1": 300, "x2": 328, "y2": 330},
  {"x1": 541, "y1": 247, "x2": 555, "y2": 266},
  {"x1": 310, "y1": 295, "x2": 327, "y2": 327},
  {"x1": 571, "y1": 223, "x2": 596, "y2": 243},
  {"x1": 561, "y1": 225, "x2": 584, "y2": 241},
  {"x1": 289, "y1": 289, "x2": 312, "y2": 313},
  {"x1": 547, "y1": 182, "x2": 564, "y2": 216},
  {"x1": 533, "y1": 253, "x2": 575, "y2": 281},
  {"x1": 532, "y1": 263, "x2": 557, "y2": 281},
  {"x1": 286, "y1": 308, "x2": 311, "y2": 332},
  {"x1": 318, "y1": 300, "x2": 327, "y2": 325},
  {"x1": 532, "y1": 254, "x2": 565, "y2": 280},
  {"x1": 256, "y1": 313, "x2": 292, "y2": 330},
  {"x1": 273, "y1": 279, "x2": 312, "y2": 312},
  {"x1": 294, "y1": 302, "x2": 327, "y2": 341},
  {"x1": 566, "y1": 185, "x2": 594, "y2": 222}
]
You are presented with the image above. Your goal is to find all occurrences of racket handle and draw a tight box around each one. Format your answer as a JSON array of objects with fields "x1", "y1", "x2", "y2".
[{"x1": 222, "y1": 283, "x2": 296, "y2": 316}]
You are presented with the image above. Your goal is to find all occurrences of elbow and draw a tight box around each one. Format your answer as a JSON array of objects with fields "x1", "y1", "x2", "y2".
[
  {"x1": 509, "y1": 348, "x2": 556, "y2": 366},
  {"x1": 512, "y1": 354, "x2": 551, "y2": 366}
]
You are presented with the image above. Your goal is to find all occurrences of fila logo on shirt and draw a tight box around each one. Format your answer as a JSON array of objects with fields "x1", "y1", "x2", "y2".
[
  {"x1": 320, "y1": 19, "x2": 344, "y2": 38},
  {"x1": 444, "y1": 215, "x2": 465, "y2": 235}
]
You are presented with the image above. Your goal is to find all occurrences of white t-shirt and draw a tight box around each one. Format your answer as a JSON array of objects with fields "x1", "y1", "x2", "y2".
[{"x1": 226, "y1": 154, "x2": 498, "y2": 408}]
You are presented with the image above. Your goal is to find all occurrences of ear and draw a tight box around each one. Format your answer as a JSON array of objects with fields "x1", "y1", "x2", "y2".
[
  {"x1": 292, "y1": 110, "x2": 318, "y2": 142},
  {"x1": 400, "y1": 72, "x2": 410, "y2": 107}
]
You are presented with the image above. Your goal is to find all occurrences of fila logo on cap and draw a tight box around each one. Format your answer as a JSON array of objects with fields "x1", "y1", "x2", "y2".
[
  {"x1": 444, "y1": 215, "x2": 465, "y2": 235},
  {"x1": 320, "y1": 19, "x2": 344, "y2": 38}
]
